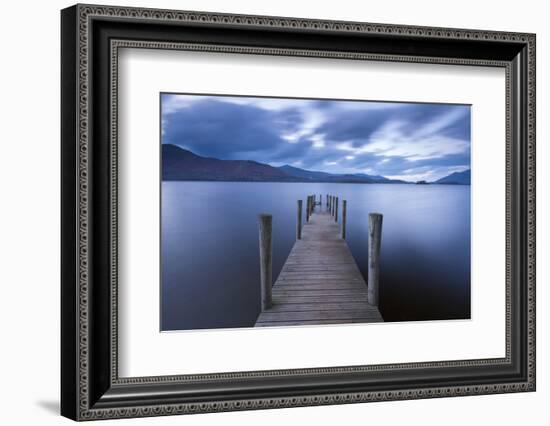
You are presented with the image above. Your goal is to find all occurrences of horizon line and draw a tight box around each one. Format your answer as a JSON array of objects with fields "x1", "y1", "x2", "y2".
[{"x1": 163, "y1": 143, "x2": 470, "y2": 184}]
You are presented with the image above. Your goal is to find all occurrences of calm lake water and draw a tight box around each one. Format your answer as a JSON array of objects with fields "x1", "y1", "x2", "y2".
[{"x1": 161, "y1": 182, "x2": 471, "y2": 331}]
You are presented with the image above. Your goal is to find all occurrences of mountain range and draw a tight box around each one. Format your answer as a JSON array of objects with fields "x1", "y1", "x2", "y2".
[
  {"x1": 434, "y1": 169, "x2": 471, "y2": 185},
  {"x1": 162, "y1": 144, "x2": 470, "y2": 185}
]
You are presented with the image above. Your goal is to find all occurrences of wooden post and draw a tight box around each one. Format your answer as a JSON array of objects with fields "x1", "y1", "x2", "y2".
[
  {"x1": 297, "y1": 200, "x2": 302, "y2": 240},
  {"x1": 259, "y1": 214, "x2": 273, "y2": 311},
  {"x1": 319, "y1": 194, "x2": 322, "y2": 206},
  {"x1": 341, "y1": 200, "x2": 347, "y2": 239},
  {"x1": 368, "y1": 213, "x2": 383, "y2": 306},
  {"x1": 330, "y1": 196, "x2": 333, "y2": 216},
  {"x1": 335, "y1": 197, "x2": 339, "y2": 222},
  {"x1": 306, "y1": 196, "x2": 310, "y2": 222},
  {"x1": 326, "y1": 194, "x2": 329, "y2": 208}
]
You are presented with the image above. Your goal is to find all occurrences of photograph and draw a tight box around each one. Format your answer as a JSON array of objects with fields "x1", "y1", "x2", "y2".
[
  {"x1": 160, "y1": 93, "x2": 472, "y2": 331},
  {"x1": 58, "y1": 3, "x2": 536, "y2": 421}
]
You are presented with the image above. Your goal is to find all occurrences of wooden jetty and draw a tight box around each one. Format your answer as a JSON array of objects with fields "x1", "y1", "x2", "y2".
[{"x1": 255, "y1": 196, "x2": 383, "y2": 327}]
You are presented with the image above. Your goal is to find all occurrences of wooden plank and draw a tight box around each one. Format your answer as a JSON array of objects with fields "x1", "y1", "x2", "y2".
[
  {"x1": 256, "y1": 318, "x2": 384, "y2": 327},
  {"x1": 273, "y1": 296, "x2": 369, "y2": 304},
  {"x1": 257, "y1": 311, "x2": 382, "y2": 322},
  {"x1": 275, "y1": 277, "x2": 363, "y2": 282},
  {"x1": 283, "y1": 261, "x2": 356, "y2": 266},
  {"x1": 273, "y1": 284, "x2": 367, "y2": 290},
  {"x1": 276, "y1": 278, "x2": 364, "y2": 284},
  {"x1": 255, "y1": 209, "x2": 383, "y2": 327},
  {"x1": 277, "y1": 273, "x2": 362, "y2": 279},
  {"x1": 281, "y1": 266, "x2": 360, "y2": 272},
  {"x1": 267, "y1": 302, "x2": 376, "y2": 312},
  {"x1": 272, "y1": 290, "x2": 369, "y2": 297},
  {"x1": 274, "y1": 281, "x2": 366, "y2": 287}
]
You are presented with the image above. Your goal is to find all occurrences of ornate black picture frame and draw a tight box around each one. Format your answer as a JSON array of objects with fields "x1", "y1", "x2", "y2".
[{"x1": 61, "y1": 3, "x2": 536, "y2": 421}]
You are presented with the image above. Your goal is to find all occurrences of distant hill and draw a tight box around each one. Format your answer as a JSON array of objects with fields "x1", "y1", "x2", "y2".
[
  {"x1": 353, "y1": 173, "x2": 397, "y2": 184},
  {"x1": 162, "y1": 144, "x2": 293, "y2": 181},
  {"x1": 277, "y1": 165, "x2": 401, "y2": 184},
  {"x1": 434, "y1": 169, "x2": 471, "y2": 185},
  {"x1": 162, "y1": 144, "x2": 405, "y2": 183},
  {"x1": 278, "y1": 165, "x2": 333, "y2": 181}
]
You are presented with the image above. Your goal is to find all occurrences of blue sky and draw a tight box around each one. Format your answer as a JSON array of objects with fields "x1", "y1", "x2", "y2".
[{"x1": 161, "y1": 94, "x2": 471, "y2": 182}]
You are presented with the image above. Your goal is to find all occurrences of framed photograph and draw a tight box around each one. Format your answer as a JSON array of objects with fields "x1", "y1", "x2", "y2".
[{"x1": 61, "y1": 4, "x2": 536, "y2": 421}]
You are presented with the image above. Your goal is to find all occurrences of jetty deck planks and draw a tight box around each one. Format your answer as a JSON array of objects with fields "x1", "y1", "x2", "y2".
[{"x1": 255, "y1": 209, "x2": 383, "y2": 327}]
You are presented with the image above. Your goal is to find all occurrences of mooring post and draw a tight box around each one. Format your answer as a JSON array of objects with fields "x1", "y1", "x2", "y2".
[
  {"x1": 297, "y1": 200, "x2": 303, "y2": 240},
  {"x1": 335, "y1": 197, "x2": 339, "y2": 222},
  {"x1": 259, "y1": 214, "x2": 273, "y2": 311},
  {"x1": 330, "y1": 196, "x2": 333, "y2": 216},
  {"x1": 326, "y1": 194, "x2": 329, "y2": 208},
  {"x1": 306, "y1": 196, "x2": 310, "y2": 222},
  {"x1": 319, "y1": 194, "x2": 322, "y2": 206},
  {"x1": 368, "y1": 213, "x2": 383, "y2": 306},
  {"x1": 341, "y1": 200, "x2": 347, "y2": 239}
]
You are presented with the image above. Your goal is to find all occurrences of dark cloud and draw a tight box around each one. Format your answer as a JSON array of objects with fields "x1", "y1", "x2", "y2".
[
  {"x1": 161, "y1": 95, "x2": 471, "y2": 181},
  {"x1": 440, "y1": 111, "x2": 471, "y2": 140},
  {"x1": 318, "y1": 102, "x2": 470, "y2": 147},
  {"x1": 317, "y1": 108, "x2": 391, "y2": 145},
  {"x1": 162, "y1": 99, "x2": 286, "y2": 159}
]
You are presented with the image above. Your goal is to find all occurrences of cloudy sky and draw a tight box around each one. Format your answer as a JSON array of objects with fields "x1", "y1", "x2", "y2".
[{"x1": 161, "y1": 93, "x2": 471, "y2": 182}]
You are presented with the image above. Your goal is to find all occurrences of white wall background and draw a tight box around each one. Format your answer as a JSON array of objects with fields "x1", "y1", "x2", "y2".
[{"x1": 0, "y1": 0, "x2": 546, "y2": 424}]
